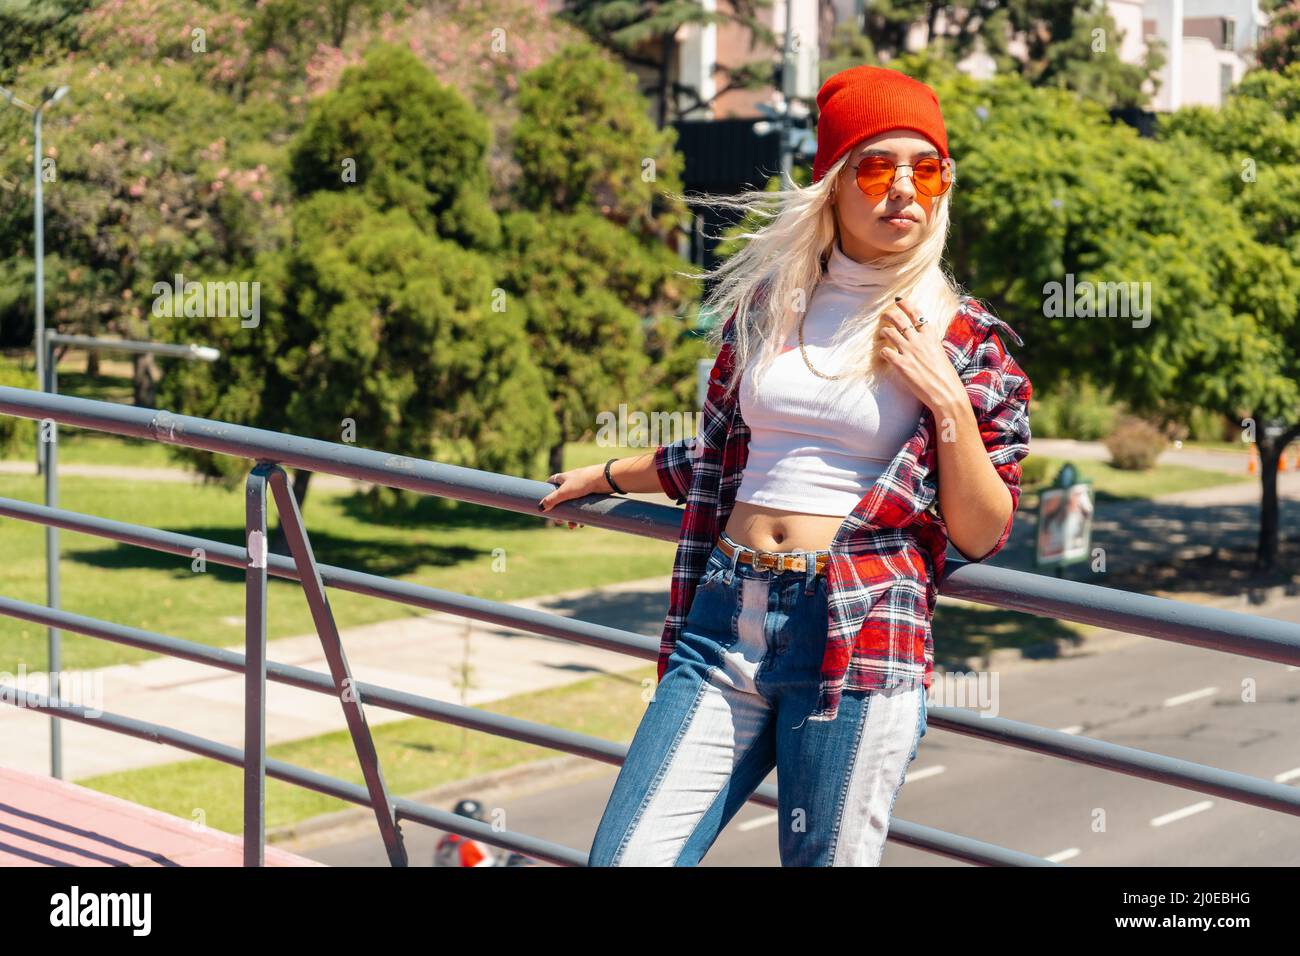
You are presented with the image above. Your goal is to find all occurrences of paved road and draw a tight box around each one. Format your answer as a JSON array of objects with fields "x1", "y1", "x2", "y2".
[{"x1": 287, "y1": 593, "x2": 1300, "y2": 867}]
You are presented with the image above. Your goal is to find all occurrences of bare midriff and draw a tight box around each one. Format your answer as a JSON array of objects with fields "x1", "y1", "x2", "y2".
[{"x1": 722, "y1": 500, "x2": 847, "y2": 553}]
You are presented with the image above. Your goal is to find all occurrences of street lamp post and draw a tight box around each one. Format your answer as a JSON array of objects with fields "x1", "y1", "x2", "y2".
[
  {"x1": 34, "y1": 86, "x2": 69, "y2": 473},
  {"x1": 1, "y1": 82, "x2": 69, "y2": 475},
  {"x1": 38, "y1": 335, "x2": 221, "y2": 779},
  {"x1": 3, "y1": 82, "x2": 70, "y2": 778},
  {"x1": 752, "y1": 5, "x2": 816, "y2": 187}
]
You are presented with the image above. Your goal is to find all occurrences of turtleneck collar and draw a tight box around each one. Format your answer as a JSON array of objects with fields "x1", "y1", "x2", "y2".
[{"x1": 822, "y1": 239, "x2": 890, "y2": 294}]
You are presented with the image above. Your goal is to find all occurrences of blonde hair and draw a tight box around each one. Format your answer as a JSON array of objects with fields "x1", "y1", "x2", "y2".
[{"x1": 673, "y1": 151, "x2": 965, "y2": 405}]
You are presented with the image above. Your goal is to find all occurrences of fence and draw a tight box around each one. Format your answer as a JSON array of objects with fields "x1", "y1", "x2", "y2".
[{"x1": 2, "y1": 385, "x2": 1299, "y2": 866}]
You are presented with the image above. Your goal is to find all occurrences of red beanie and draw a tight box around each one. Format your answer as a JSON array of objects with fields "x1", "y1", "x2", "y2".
[{"x1": 811, "y1": 65, "x2": 949, "y2": 183}]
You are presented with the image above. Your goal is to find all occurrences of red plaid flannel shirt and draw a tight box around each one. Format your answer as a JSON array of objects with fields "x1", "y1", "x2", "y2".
[{"x1": 652, "y1": 295, "x2": 1032, "y2": 724}]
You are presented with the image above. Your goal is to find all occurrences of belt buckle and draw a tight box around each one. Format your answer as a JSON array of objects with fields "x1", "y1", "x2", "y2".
[
  {"x1": 789, "y1": 555, "x2": 807, "y2": 572},
  {"x1": 753, "y1": 551, "x2": 775, "y2": 571}
]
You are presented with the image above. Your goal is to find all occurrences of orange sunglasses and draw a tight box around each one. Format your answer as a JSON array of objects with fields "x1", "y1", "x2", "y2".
[{"x1": 849, "y1": 155, "x2": 955, "y2": 199}]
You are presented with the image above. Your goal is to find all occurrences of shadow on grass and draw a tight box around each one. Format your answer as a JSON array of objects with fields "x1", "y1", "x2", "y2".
[
  {"x1": 64, "y1": 520, "x2": 478, "y2": 580},
  {"x1": 335, "y1": 488, "x2": 542, "y2": 533},
  {"x1": 53, "y1": 370, "x2": 135, "y2": 404},
  {"x1": 57, "y1": 487, "x2": 558, "y2": 582},
  {"x1": 467, "y1": 583, "x2": 1085, "y2": 683},
  {"x1": 930, "y1": 602, "x2": 1082, "y2": 673}
]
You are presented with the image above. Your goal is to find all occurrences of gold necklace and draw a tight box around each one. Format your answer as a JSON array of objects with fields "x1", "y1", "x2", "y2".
[{"x1": 797, "y1": 310, "x2": 845, "y2": 380}]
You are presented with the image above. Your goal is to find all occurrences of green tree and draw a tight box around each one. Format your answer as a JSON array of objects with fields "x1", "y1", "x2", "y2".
[
  {"x1": 0, "y1": 57, "x2": 290, "y2": 401},
  {"x1": 159, "y1": 43, "x2": 558, "y2": 537},
  {"x1": 1159, "y1": 64, "x2": 1300, "y2": 571},
  {"x1": 934, "y1": 64, "x2": 1300, "y2": 572},
  {"x1": 1010, "y1": 0, "x2": 1164, "y2": 108},
  {"x1": 0, "y1": 0, "x2": 88, "y2": 82},
  {"x1": 510, "y1": 41, "x2": 689, "y2": 243},
  {"x1": 498, "y1": 208, "x2": 675, "y2": 474},
  {"x1": 289, "y1": 42, "x2": 500, "y2": 250},
  {"x1": 157, "y1": 192, "x2": 556, "y2": 528},
  {"x1": 505, "y1": 43, "x2": 699, "y2": 475},
  {"x1": 248, "y1": 0, "x2": 399, "y2": 60}
]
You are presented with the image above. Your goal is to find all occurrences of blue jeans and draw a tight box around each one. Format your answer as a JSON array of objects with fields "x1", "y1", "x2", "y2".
[{"x1": 589, "y1": 532, "x2": 928, "y2": 866}]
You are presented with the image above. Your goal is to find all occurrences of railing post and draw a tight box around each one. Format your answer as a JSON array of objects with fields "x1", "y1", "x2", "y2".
[
  {"x1": 244, "y1": 462, "x2": 273, "y2": 867},
  {"x1": 43, "y1": 332, "x2": 61, "y2": 780},
  {"x1": 267, "y1": 465, "x2": 408, "y2": 866}
]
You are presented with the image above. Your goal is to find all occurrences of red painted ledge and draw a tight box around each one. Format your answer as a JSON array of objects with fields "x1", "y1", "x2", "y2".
[{"x1": 0, "y1": 765, "x2": 325, "y2": 867}]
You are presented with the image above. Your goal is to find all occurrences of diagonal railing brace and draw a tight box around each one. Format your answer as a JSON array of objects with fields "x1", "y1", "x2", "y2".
[{"x1": 266, "y1": 464, "x2": 408, "y2": 867}]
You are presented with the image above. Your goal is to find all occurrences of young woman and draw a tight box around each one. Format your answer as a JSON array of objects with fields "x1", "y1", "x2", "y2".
[{"x1": 538, "y1": 65, "x2": 1032, "y2": 866}]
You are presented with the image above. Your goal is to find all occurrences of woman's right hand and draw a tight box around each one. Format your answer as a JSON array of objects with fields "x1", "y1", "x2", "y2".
[{"x1": 537, "y1": 463, "x2": 611, "y2": 528}]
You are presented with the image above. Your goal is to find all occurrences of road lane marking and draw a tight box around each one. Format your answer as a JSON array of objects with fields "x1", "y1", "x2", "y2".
[
  {"x1": 1150, "y1": 801, "x2": 1214, "y2": 827},
  {"x1": 1163, "y1": 687, "x2": 1218, "y2": 707},
  {"x1": 905, "y1": 765, "x2": 946, "y2": 782}
]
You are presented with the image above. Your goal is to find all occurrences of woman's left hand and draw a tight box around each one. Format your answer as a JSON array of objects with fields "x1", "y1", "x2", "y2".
[{"x1": 877, "y1": 296, "x2": 967, "y2": 414}]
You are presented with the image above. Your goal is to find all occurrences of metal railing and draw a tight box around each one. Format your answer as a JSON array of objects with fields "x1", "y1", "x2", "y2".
[{"x1": 2, "y1": 384, "x2": 1299, "y2": 867}]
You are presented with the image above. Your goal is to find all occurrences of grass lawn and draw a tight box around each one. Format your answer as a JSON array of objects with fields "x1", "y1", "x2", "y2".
[
  {"x1": 76, "y1": 661, "x2": 659, "y2": 838},
  {"x1": 1022, "y1": 454, "x2": 1251, "y2": 502},
  {"x1": 3, "y1": 430, "x2": 180, "y2": 469},
  {"x1": 1175, "y1": 439, "x2": 1300, "y2": 457},
  {"x1": 0, "y1": 469, "x2": 677, "y2": 674},
  {"x1": 3, "y1": 399, "x2": 666, "y2": 472}
]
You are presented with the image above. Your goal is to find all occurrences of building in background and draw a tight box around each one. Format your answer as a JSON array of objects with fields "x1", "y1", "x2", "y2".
[
  {"x1": 671, "y1": 1, "x2": 820, "y2": 272},
  {"x1": 650, "y1": 0, "x2": 1270, "y2": 273},
  {"x1": 864, "y1": 0, "x2": 1270, "y2": 110},
  {"x1": 1144, "y1": 0, "x2": 1271, "y2": 109}
]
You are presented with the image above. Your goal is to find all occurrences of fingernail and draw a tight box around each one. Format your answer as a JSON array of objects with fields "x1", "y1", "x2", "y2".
[
  {"x1": 894, "y1": 296, "x2": 901, "y2": 302},
  {"x1": 537, "y1": 502, "x2": 545, "y2": 510}
]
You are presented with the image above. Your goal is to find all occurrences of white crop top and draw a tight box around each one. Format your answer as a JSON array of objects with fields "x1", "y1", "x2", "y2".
[{"x1": 734, "y1": 242, "x2": 924, "y2": 516}]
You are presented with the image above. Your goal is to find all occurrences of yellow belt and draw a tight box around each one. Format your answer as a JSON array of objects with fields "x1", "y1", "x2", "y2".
[{"x1": 715, "y1": 533, "x2": 830, "y2": 575}]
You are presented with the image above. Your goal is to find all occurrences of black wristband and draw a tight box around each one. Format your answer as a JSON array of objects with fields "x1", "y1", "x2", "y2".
[{"x1": 604, "y1": 458, "x2": 625, "y2": 495}]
